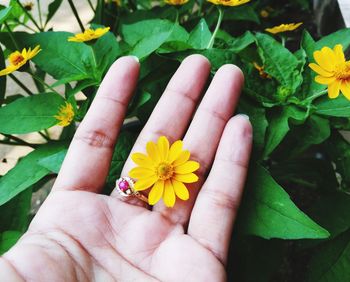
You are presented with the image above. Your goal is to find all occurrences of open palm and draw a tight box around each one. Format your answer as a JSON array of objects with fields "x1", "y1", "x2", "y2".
[{"x1": 2, "y1": 55, "x2": 252, "y2": 282}]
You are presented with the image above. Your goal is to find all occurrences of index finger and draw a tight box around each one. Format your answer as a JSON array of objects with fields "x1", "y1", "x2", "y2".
[{"x1": 53, "y1": 56, "x2": 140, "y2": 193}]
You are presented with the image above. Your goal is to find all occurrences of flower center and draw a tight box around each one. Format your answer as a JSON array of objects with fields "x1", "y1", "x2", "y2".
[
  {"x1": 156, "y1": 162, "x2": 174, "y2": 180},
  {"x1": 334, "y1": 62, "x2": 350, "y2": 80},
  {"x1": 9, "y1": 53, "x2": 25, "y2": 66}
]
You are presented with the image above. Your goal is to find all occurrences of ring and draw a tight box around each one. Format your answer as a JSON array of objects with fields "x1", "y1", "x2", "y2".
[{"x1": 115, "y1": 176, "x2": 148, "y2": 203}]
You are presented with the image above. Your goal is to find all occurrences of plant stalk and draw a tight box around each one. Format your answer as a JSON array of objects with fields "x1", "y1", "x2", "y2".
[
  {"x1": 86, "y1": 0, "x2": 96, "y2": 12},
  {"x1": 1, "y1": 134, "x2": 37, "y2": 148},
  {"x1": 9, "y1": 74, "x2": 34, "y2": 96},
  {"x1": 67, "y1": 0, "x2": 85, "y2": 32},
  {"x1": 207, "y1": 7, "x2": 224, "y2": 49},
  {"x1": 16, "y1": 0, "x2": 42, "y2": 31},
  {"x1": 4, "y1": 21, "x2": 20, "y2": 50},
  {"x1": 37, "y1": 0, "x2": 44, "y2": 30}
]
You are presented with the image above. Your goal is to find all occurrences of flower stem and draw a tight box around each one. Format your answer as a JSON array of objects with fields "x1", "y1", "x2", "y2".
[
  {"x1": 175, "y1": 9, "x2": 179, "y2": 24},
  {"x1": 1, "y1": 134, "x2": 37, "y2": 148},
  {"x1": 90, "y1": 46, "x2": 97, "y2": 68},
  {"x1": 37, "y1": 0, "x2": 44, "y2": 30},
  {"x1": 9, "y1": 74, "x2": 34, "y2": 96},
  {"x1": 302, "y1": 89, "x2": 328, "y2": 104},
  {"x1": 86, "y1": 0, "x2": 96, "y2": 12},
  {"x1": 16, "y1": 0, "x2": 42, "y2": 32},
  {"x1": 4, "y1": 21, "x2": 20, "y2": 50},
  {"x1": 280, "y1": 35, "x2": 286, "y2": 47},
  {"x1": 14, "y1": 19, "x2": 37, "y2": 32},
  {"x1": 28, "y1": 70, "x2": 59, "y2": 95},
  {"x1": 38, "y1": 130, "x2": 51, "y2": 141},
  {"x1": 67, "y1": 0, "x2": 85, "y2": 32},
  {"x1": 207, "y1": 7, "x2": 224, "y2": 49}
]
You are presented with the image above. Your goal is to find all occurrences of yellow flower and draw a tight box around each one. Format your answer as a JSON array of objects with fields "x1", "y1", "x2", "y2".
[
  {"x1": 309, "y1": 44, "x2": 350, "y2": 100},
  {"x1": 164, "y1": 0, "x2": 189, "y2": 5},
  {"x1": 253, "y1": 62, "x2": 271, "y2": 79},
  {"x1": 206, "y1": 0, "x2": 250, "y2": 7},
  {"x1": 260, "y1": 9, "x2": 269, "y2": 18},
  {"x1": 0, "y1": 45, "x2": 41, "y2": 77},
  {"x1": 265, "y1": 23, "x2": 303, "y2": 34},
  {"x1": 129, "y1": 136, "x2": 200, "y2": 207},
  {"x1": 23, "y1": 1, "x2": 34, "y2": 11},
  {"x1": 68, "y1": 27, "x2": 110, "y2": 43},
  {"x1": 54, "y1": 102, "x2": 75, "y2": 127}
]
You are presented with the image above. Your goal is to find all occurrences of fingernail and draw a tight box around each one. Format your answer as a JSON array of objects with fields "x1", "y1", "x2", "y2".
[
  {"x1": 236, "y1": 114, "x2": 250, "y2": 120},
  {"x1": 130, "y1": 55, "x2": 139, "y2": 63}
]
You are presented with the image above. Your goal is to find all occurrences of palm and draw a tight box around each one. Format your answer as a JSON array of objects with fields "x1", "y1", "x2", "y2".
[
  {"x1": 29, "y1": 190, "x2": 224, "y2": 281},
  {"x1": 3, "y1": 56, "x2": 252, "y2": 281}
]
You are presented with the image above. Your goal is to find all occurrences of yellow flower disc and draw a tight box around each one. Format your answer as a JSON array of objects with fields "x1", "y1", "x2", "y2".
[
  {"x1": 129, "y1": 136, "x2": 200, "y2": 208},
  {"x1": 0, "y1": 45, "x2": 41, "y2": 77},
  {"x1": 265, "y1": 23, "x2": 303, "y2": 34},
  {"x1": 309, "y1": 44, "x2": 350, "y2": 100}
]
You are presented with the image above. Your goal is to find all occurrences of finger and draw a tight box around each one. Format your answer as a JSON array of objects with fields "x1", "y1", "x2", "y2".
[
  {"x1": 188, "y1": 115, "x2": 252, "y2": 265},
  {"x1": 153, "y1": 65, "x2": 244, "y2": 224},
  {"x1": 111, "y1": 55, "x2": 211, "y2": 202},
  {"x1": 53, "y1": 56, "x2": 140, "y2": 192}
]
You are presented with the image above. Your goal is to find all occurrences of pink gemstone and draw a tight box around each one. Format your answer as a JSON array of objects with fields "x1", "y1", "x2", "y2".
[{"x1": 118, "y1": 180, "x2": 129, "y2": 192}]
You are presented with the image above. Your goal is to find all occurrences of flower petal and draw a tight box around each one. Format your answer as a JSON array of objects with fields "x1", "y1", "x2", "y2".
[
  {"x1": 314, "y1": 50, "x2": 334, "y2": 72},
  {"x1": 134, "y1": 175, "x2": 158, "y2": 191},
  {"x1": 163, "y1": 180, "x2": 176, "y2": 207},
  {"x1": 174, "y1": 161, "x2": 200, "y2": 174},
  {"x1": 340, "y1": 81, "x2": 350, "y2": 100},
  {"x1": 174, "y1": 173, "x2": 199, "y2": 183},
  {"x1": 173, "y1": 150, "x2": 190, "y2": 166},
  {"x1": 309, "y1": 63, "x2": 333, "y2": 77},
  {"x1": 172, "y1": 179, "x2": 189, "y2": 201},
  {"x1": 334, "y1": 44, "x2": 346, "y2": 64},
  {"x1": 148, "y1": 180, "x2": 164, "y2": 205},
  {"x1": 129, "y1": 167, "x2": 155, "y2": 179},
  {"x1": 146, "y1": 141, "x2": 161, "y2": 164},
  {"x1": 315, "y1": 75, "x2": 336, "y2": 85},
  {"x1": 168, "y1": 140, "x2": 183, "y2": 163},
  {"x1": 157, "y1": 136, "x2": 169, "y2": 161},
  {"x1": 131, "y1": 153, "x2": 154, "y2": 167},
  {"x1": 328, "y1": 80, "x2": 341, "y2": 99}
]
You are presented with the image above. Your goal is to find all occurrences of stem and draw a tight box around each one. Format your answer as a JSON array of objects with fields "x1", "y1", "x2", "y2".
[
  {"x1": 1, "y1": 134, "x2": 37, "y2": 148},
  {"x1": 9, "y1": 74, "x2": 34, "y2": 96},
  {"x1": 28, "y1": 70, "x2": 59, "y2": 95},
  {"x1": 14, "y1": 20, "x2": 37, "y2": 32},
  {"x1": 175, "y1": 9, "x2": 179, "y2": 24},
  {"x1": 281, "y1": 35, "x2": 286, "y2": 47},
  {"x1": 207, "y1": 7, "x2": 224, "y2": 49},
  {"x1": 86, "y1": 0, "x2": 96, "y2": 12},
  {"x1": 38, "y1": 131, "x2": 51, "y2": 141},
  {"x1": 4, "y1": 21, "x2": 20, "y2": 50},
  {"x1": 16, "y1": 0, "x2": 42, "y2": 31},
  {"x1": 37, "y1": 0, "x2": 44, "y2": 30},
  {"x1": 67, "y1": 0, "x2": 85, "y2": 32},
  {"x1": 90, "y1": 46, "x2": 97, "y2": 68}
]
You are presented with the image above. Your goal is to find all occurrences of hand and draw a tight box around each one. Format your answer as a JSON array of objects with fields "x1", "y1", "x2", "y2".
[{"x1": 0, "y1": 55, "x2": 252, "y2": 282}]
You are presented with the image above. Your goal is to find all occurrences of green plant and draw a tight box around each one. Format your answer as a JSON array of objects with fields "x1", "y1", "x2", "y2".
[{"x1": 0, "y1": 0, "x2": 350, "y2": 280}]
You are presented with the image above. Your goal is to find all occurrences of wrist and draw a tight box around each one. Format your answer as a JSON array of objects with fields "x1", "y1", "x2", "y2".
[{"x1": 0, "y1": 256, "x2": 24, "y2": 282}]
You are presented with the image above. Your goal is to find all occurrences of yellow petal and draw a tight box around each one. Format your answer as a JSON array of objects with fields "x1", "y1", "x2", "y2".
[
  {"x1": 173, "y1": 150, "x2": 190, "y2": 166},
  {"x1": 314, "y1": 50, "x2": 334, "y2": 72},
  {"x1": 172, "y1": 179, "x2": 189, "y2": 201},
  {"x1": 174, "y1": 173, "x2": 199, "y2": 183},
  {"x1": 340, "y1": 81, "x2": 350, "y2": 100},
  {"x1": 315, "y1": 75, "x2": 336, "y2": 85},
  {"x1": 157, "y1": 136, "x2": 169, "y2": 161},
  {"x1": 168, "y1": 140, "x2": 183, "y2": 163},
  {"x1": 146, "y1": 141, "x2": 160, "y2": 164},
  {"x1": 129, "y1": 167, "x2": 155, "y2": 179},
  {"x1": 328, "y1": 80, "x2": 341, "y2": 99},
  {"x1": 309, "y1": 63, "x2": 333, "y2": 77},
  {"x1": 174, "y1": 161, "x2": 200, "y2": 174},
  {"x1": 134, "y1": 175, "x2": 158, "y2": 191},
  {"x1": 148, "y1": 180, "x2": 164, "y2": 205},
  {"x1": 131, "y1": 153, "x2": 154, "y2": 167},
  {"x1": 334, "y1": 44, "x2": 345, "y2": 64},
  {"x1": 163, "y1": 180, "x2": 176, "y2": 207},
  {"x1": 322, "y1": 46, "x2": 336, "y2": 67}
]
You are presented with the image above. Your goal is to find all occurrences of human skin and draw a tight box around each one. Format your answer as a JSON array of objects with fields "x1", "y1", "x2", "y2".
[{"x1": 0, "y1": 55, "x2": 252, "y2": 282}]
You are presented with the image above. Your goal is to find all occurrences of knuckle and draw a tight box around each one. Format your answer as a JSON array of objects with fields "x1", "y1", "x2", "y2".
[
  {"x1": 203, "y1": 188, "x2": 240, "y2": 212},
  {"x1": 75, "y1": 129, "x2": 115, "y2": 149}
]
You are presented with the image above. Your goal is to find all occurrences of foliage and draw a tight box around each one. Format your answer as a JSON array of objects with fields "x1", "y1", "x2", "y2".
[{"x1": 0, "y1": 0, "x2": 349, "y2": 280}]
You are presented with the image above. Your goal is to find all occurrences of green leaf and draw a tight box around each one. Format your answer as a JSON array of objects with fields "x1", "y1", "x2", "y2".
[
  {"x1": 0, "y1": 6, "x2": 12, "y2": 25},
  {"x1": 229, "y1": 31, "x2": 255, "y2": 53},
  {"x1": 0, "y1": 44, "x2": 6, "y2": 105},
  {"x1": 0, "y1": 93, "x2": 65, "y2": 134},
  {"x1": 0, "y1": 143, "x2": 66, "y2": 206},
  {"x1": 224, "y1": 5, "x2": 260, "y2": 24},
  {"x1": 255, "y1": 33, "x2": 302, "y2": 92},
  {"x1": 37, "y1": 148, "x2": 67, "y2": 174},
  {"x1": 263, "y1": 105, "x2": 306, "y2": 158},
  {"x1": 121, "y1": 19, "x2": 188, "y2": 59},
  {"x1": 238, "y1": 165, "x2": 330, "y2": 239},
  {"x1": 307, "y1": 229, "x2": 350, "y2": 282},
  {"x1": 0, "y1": 231, "x2": 22, "y2": 255},
  {"x1": 23, "y1": 32, "x2": 94, "y2": 84},
  {"x1": 315, "y1": 28, "x2": 350, "y2": 51},
  {"x1": 188, "y1": 18, "x2": 212, "y2": 49},
  {"x1": 45, "y1": 0, "x2": 63, "y2": 25},
  {"x1": 315, "y1": 95, "x2": 350, "y2": 117}
]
